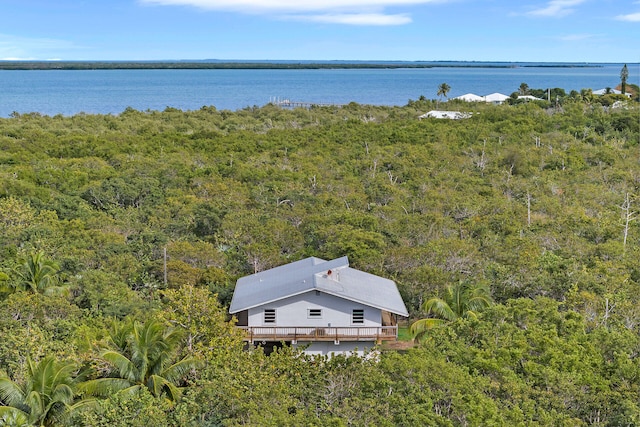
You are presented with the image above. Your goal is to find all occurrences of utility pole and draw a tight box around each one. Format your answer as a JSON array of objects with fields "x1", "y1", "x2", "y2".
[{"x1": 164, "y1": 247, "x2": 167, "y2": 287}]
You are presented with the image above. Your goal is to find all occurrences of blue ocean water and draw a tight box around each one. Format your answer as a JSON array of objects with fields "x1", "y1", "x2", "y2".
[{"x1": 0, "y1": 63, "x2": 636, "y2": 117}]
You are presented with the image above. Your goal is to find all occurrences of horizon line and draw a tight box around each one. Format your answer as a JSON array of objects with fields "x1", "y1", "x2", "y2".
[{"x1": 0, "y1": 59, "x2": 636, "y2": 64}]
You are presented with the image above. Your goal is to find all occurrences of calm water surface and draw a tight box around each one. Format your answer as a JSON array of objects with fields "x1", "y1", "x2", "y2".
[{"x1": 0, "y1": 64, "x2": 636, "y2": 117}]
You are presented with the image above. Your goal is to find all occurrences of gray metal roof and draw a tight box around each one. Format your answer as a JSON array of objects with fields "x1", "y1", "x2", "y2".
[{"x1": 229, "y1": 256, "x2": 408, "y2": 317}]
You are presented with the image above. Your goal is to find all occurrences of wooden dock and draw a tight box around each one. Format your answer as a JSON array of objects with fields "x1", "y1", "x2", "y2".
[{"x1": 270, "y1": 97, "x2": 344, "y2": 108}]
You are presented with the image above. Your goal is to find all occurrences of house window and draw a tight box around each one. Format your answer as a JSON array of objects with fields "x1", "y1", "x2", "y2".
[
  {"x1": 352, "y1": 309, "x2": 364, "y2": 324},
  {"x1": 308, "y1": 308, "x2": 322, "y2": 319},
  {"x1": 264, "y1": 309, "x2": 276, "y2": 324}
]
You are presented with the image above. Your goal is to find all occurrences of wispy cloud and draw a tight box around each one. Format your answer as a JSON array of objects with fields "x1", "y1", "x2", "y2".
[
  {"x1": 0, "y1": 34, "x2": 79, "y2": 60},
  {"x1": 140, "y1": 0, "x2": 445, "y2": 11},
  {"x1": 557, "y1": 33, "x2": 596, "y2": 41},
  {"x1": 286, "y1": 13, "x2": 411, "y2": 25},
  {"x1": 139, "y1": 0, "x2": 447, "y2": 25},
  {"x1": 615, "y1": 12, "x2": 640, "y2": 22},
  {"x1": 525, "y1": 0, "x2": 586, "y2": 18}
]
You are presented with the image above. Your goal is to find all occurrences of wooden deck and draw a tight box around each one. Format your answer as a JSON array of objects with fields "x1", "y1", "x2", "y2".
[{"x1": 240, "y1": 326, "x2": 397, "y2": 343}]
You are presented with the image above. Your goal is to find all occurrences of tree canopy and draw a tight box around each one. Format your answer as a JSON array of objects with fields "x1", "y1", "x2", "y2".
[{"x1": 0, "y1": 93, "x2": 639, "y2": 424}]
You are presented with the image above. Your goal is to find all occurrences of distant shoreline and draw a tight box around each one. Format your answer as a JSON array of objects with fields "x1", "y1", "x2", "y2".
[{"x1": 0, "y1": 61, "x2": 606, "y2": 71}]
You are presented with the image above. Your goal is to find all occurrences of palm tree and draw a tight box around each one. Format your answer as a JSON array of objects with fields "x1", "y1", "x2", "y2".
[
  {"x1": 579, "y1": 88, "x2": 595, "y2": 107},
  {"x1": 80, "y1": 319, "x2": 199, "y2": 401},
  {"x1": 620, "y1": 64, "x2": 629, "y2": 94},
  {"x1": 437, "y1": 82, "x2": 451, "y2": 101},
  {"x1": 410, "y1": 281, "x2": 493, "y2": 342},
  {"x1": 0, "y1": 356, "x2": 87, "y2": 427},
  {"x1": 14, "y1": 252, "x2": 68, "y2": 296}
]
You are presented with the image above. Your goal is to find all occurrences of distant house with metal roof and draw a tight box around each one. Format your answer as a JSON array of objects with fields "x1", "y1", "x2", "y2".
[
  {"x1": 454, "y1": 92, "x2": 510, "y2": 104},
  {"x1": 593, "y1": 88, "x2": 631, "y2": 98},
  {"x1": 454, "y1": 93, "x2": 485, "y2": 102},
  {"x1": 517, "y1": 95, "x2": 543, "y2": 101},
  {"x1": 419, "y1": 110, "x2": 471, "y2": 120},
  {"x1": 483, "y1": 92, "x2": 510, "y2": 104},
  {"x1": 229, "y1": 256, "x2": 408, "y2": 356}
]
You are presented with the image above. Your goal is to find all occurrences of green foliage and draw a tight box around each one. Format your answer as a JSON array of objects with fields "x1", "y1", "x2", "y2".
[
  {"x1": 0, "y1": 293, "x2": 84, "y2": 375},
  {"x1": 0, "y1": 98, "x2": 639, "y2": 424},
  {"x1": 11, "y1": 252, "x2": 68, "y2": 296},
  {"x1": 80, "y1": 319, "x2": 200, "y2": 402},
  {"x1": 0, "y1": 356, "x2": 87, "y2": 427},
  {"x1": 69, "y1": 388, "x2": 170, "y2": 427},
  {"x1": 420, "y1": 298, "x2": 640, "y2": 425},
  {"x1": 157, "y1": 286, "x2": 245, "y2": 360},
  {"x1": 410, "y1": 280, "x2": 493, "y2": 341}
]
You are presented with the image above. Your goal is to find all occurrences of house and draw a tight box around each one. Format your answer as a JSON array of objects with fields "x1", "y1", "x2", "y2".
[
  {"x1": 593, "y1": 88, "x2": 632, "y2": 98},
  {"x1": 419, "y1": 110, "x2": 471, "y2": 120},
  {"x1": 517, "y1": 95, "x2": 543, "y2": 101},
  {"x1": 229, "y1": 256, "x2": 409, "y2": 356},
  {"x1": 483, "y1": 92, "x2": 510, "y2": 104},
  {"x1": 454, "y1": 93, "x2": 485, "y2": 102},
  {"x1": 454, "y1": 92, "x2": 511, "y2": 104}
]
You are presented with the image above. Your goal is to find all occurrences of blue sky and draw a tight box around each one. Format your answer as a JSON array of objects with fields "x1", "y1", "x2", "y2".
[{"x1": 1, "y1": 0, "x2": 639, "y2": 62}]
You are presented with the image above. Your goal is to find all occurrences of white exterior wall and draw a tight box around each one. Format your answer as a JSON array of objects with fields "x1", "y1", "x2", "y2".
[{"x1": 247, "y1": 291, "x2": 382, "y2": 328}]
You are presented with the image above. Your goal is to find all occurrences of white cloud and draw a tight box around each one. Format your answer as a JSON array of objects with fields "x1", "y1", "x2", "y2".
[
  {"x1": 616, "y1": 12, "x2": 640, "y2": 21},
  {"x1": 288, "y1": 13, "x2": 411, "y2": 25},
  {"x1": 139, "y1": 0, "x2": 446, "y2": 25},
  {"x1": 525, "y1": 0, "x2": 586, "y2": 18},
  {"x1": 557, "y1": 33, "x2": 596, "y2": 41},
  {"x1": 141, "y1": 0, "x2": 443, "y2": 12}
]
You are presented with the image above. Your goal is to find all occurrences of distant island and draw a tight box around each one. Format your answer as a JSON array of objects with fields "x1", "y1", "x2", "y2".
[{"x1": 0, "y1": 60, "x2": 604, "y2": 71}]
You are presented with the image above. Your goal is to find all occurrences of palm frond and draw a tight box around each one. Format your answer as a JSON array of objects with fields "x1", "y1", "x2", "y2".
[
  {"x1": 464, "y1": 310, "x2": 479, "y2": 320},
  {"x1": 78, "y1": 378, "x2": 134, "y2": 397},
  {"x1": 101, "y1": 350, "x2": 139, "y2": 383},
  {"x1": 146, "y1": 374, "x2": 168, "y2": 398},
  {"x1": 47, "y1": 359, "x2": 77, "y2": 391},
  {"x1": 24, "y1": 390, "x2": 43, "y2": 423},
  {"x1": 147, "y1": 375, "x2": 181, "y2": 401},
  {"x1": 107, "y1": 319, "x2": 134, "y2": 350},
  {"x1": 163, "y1": 382, "x2": 182, "y2": 402},
  {"x1": 409, "y1": 318, "x2": 447, "y2": 336},
  {"x1": 16, "y1": 252, "x2": 61, "y2": 294},
  {"x1": 161, "y1": 357, "x2": 201, "y2": 385},
  {"x1": 0, "y1": 406, "x2": 30, "y2": 427},
  {"x1": 422, "y1": 297, "x2": 457, "y2": 322},
  {"x1": 112, "y1": 384, "x2": 143, "y2": 400},
  {"x1": 90, "y1": 318, "x2": 194, "y2": 403},
  {"x1": 50, "y1": 384, "x2": 74, "y2": 406},
  {"x1": 0, "y1": 378, "x2": 26, "y2": 410},
  {"x1": 409, "y1": 318, "x2": 447, "y2": 343}
]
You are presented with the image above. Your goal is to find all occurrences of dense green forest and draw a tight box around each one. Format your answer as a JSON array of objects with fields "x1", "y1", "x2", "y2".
[{"x1": 0, "y1": 92, "x2": 639, "y2": 425}]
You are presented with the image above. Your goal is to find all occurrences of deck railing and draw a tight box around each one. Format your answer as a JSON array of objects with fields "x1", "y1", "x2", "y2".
[{"x1": 239, "y1": 326, "x2": 397, "y2": 343}]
